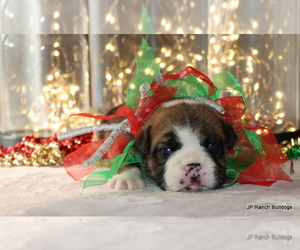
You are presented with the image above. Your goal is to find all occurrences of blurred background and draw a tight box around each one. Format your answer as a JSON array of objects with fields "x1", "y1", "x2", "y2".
[{"x1": 0, "y1": 0, "x2": 299, "y2": 147}]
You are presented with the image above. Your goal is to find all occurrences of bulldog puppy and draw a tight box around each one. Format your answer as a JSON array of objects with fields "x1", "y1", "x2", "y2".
[{"x1": 98, "y1": 99, "x2": 237, "y2": 192}]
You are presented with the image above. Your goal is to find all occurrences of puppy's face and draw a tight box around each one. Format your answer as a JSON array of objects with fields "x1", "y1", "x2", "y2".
[{"x1": 134, "y1": 99, "x2": 237, "y2": 191}]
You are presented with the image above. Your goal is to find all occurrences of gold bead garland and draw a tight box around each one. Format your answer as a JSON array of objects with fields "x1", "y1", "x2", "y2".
[
  {"x1": 0, "y1": 134, "x2": 93, "y2": 167},
  {"x1": 0, "y1": 141, "x2": 64, "y2": 167}
]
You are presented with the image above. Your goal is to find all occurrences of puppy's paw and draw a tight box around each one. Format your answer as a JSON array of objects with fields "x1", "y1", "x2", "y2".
[{"x1": 107, "y1": 167, "x2": 145, "y2": 190}]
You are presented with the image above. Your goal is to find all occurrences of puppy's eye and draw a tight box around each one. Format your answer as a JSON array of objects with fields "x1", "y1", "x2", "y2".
[
  {"x1": 158, "y1": 148, "x2": 173, "y2": 157},
  {"x1": 208, "y1": 142, "x2": 218, "y2": 150}
]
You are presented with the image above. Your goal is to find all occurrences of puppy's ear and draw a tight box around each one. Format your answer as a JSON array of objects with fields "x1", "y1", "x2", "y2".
[
  {"x1": 221, "y1": 120, "x2": 238, "y2": 149},
  {"x1": 134, "y1": 125, "x2": 152, "y2": 156}
]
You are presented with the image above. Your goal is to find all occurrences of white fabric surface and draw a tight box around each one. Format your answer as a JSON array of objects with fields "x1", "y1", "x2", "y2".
[{"x1": 0, "y1": 160, "x2": 299, "y2": 249}]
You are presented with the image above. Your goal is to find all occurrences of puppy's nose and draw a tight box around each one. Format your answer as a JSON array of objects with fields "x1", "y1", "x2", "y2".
[{"x1": 187, "y1": 163, "x2": 201, "y2": 170}]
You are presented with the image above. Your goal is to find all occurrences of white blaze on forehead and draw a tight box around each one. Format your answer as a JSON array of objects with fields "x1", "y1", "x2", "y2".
[
  {"x1": 164, "y1": 126, "x2": 217, "y2": 191},
  {"x1": 175, "y1": 126, "x2": 200, "y2": 148}
]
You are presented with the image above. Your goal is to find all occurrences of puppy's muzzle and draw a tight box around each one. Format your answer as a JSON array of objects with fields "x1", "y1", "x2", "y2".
[{"x1": 181, "y1": 163, "x2": 203, "y2": 191}]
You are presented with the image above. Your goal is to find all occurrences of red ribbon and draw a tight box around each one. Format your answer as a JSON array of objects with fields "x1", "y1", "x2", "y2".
[
  {"x1": 64, "y1": 83, "x2": 177, "y2": 180},
  {"x1": 162, "y1": 66, "x2": 217, "y2": 96},
  {"x1": 218, "y1": 96, "x2": 292, "y2": 186},
  {"x1": 64, "y1": 136, "x2": 130, "y2": 181}
]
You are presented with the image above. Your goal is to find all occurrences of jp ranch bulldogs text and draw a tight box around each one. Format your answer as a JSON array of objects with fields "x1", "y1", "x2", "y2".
[{"x1": 247, "y1": 204, "x2": 292, "y2": 210}]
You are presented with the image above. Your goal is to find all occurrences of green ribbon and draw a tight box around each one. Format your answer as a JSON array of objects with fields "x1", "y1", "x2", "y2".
[
  {"x1": 125, "y1": 38, "x2": 160, "y2": 107},
  {"x1": 211, "y1": 71, "x2": 245, "y2": 101},
  {"x1": 165, "y1": 75, "x2": 209, "y2": 98},
  {"x1": 135, "y1": 4, "x2": 155, "y2": 34},
  {"x1": 224, "y1": 129, "x2": 266, "y2": 186},
  {"x1": 83, "y1": 140, "x2": 142, "y2": 189}
]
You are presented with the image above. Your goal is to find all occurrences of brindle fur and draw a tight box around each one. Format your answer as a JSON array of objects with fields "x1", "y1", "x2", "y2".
[
  {"x1": 134, "y1": 102, "x2": 237, "y2": 190},
  {"x1": 95, "y1": 101, "x2": 237, "y2": 190}
]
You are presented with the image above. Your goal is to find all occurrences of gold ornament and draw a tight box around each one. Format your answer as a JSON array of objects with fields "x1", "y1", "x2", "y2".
[
  {"x1": 14, "y1": 152, "x2": 25, "y2": 160},
  {"x1": 4, "y1": 160, "x2": 13, "y2": 167},
  {"x1": 12, "y1": 159, "x2": 23, "y2": 166},
  {"x1": 48, "y1": 141, "x2": 60, "y2": 149},
  {"x1": 4, "y1": 154, "x2": 13, "y2": 161},
  {"x1": 23, "y1": 158, "x2": 32, "y2": 166}
]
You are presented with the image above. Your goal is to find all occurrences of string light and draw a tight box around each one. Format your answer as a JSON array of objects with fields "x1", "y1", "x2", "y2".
[
  {"x1": 105, "y1": 13, "x2": 115, "y2": 24},
  {"x1": 207, "y1": 34, "x2": 297, "y2": 132},
  {"x1": 97, "y1": 0, "x2": 297, "y2": 132},
  {"x1": 53, "y1": 11, "x2": 60, "y2": 19},
  {"x1": 52, "y1": 22, "x2": 60, "y2": 31},
  {"x1": 25, "y1": 37, "x2": 93, "y2": 134}
]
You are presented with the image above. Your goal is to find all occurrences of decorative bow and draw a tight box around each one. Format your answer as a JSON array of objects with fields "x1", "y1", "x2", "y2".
[{"x1": 58, "y1": 38, "x2": 293, "y2": 190}]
